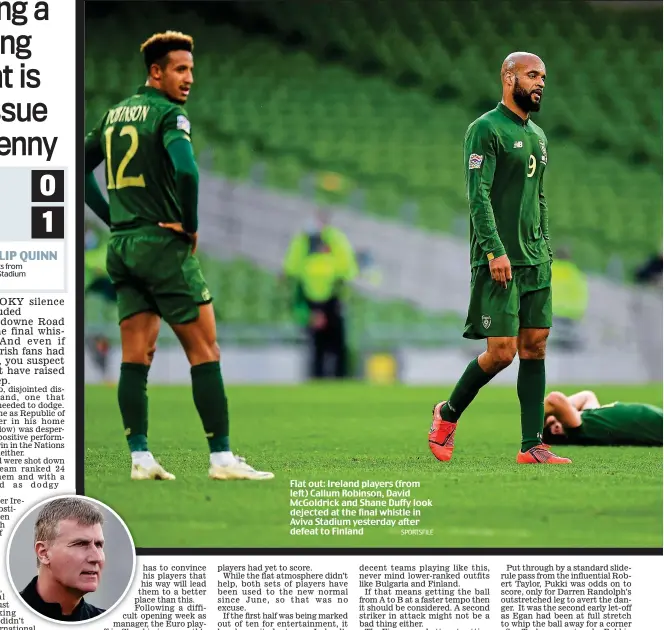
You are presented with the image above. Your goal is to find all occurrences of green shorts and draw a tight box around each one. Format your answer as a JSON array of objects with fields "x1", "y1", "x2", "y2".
[
  {"x1": 463, "y1": 262, "x2": 552, "y2": 340},
  {"x1": 106, "y1": 228, "x2": 212, "y2": 325}
]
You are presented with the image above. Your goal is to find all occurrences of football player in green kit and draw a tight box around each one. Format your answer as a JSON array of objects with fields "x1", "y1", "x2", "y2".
[
  {"x1": 84, "y1": 31, "x2": 273, "y2": 481},
  {"x1": 429, "y1": 51, "x2": 572, "y2": 465},
  {"x1": 542, "y1": 391, "x2": 663, "y2": 447}
]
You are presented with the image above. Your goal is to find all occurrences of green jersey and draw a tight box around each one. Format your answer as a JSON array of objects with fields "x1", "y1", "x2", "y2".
[
  {"x1": 567, "y1": 402, "x2": 663, "y2": 446},
  {"x1": 84, "y1": 86, "x2": 193, "y2": 231},
  {"x1": 464, "y1": 102, "x2": 551, "y2": 268}
]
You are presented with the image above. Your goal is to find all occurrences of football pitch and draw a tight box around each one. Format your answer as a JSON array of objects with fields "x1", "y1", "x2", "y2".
[{"x1": 84, "y1": 383, "x2": 662, "y2": 549}]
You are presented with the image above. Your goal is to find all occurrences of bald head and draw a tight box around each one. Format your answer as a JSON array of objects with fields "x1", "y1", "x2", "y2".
[
  {"x1": 501, "y1": 52, "x2": 546, "y2": 115},
  {"x1": 501, "y1": 52, "x2": 544, "y2": 83}
]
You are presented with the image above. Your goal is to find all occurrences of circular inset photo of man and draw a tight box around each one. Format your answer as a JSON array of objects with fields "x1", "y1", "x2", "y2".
[{"x1": 6, "y1": 495, "x2": 136, "y2": 624}]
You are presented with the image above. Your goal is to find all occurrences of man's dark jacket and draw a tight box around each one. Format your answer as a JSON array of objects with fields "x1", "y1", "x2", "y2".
[{"x1": 20, "y1": 576, "x2": 105, "y2": 621}]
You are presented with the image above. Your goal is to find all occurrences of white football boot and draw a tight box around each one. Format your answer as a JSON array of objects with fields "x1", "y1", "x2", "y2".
[
  {"x1": 209, "y1": 453, "x2": 274, "y2": 480},
  {"x1": 130, "y1": 453, "x2": 176, "y2": 480}
]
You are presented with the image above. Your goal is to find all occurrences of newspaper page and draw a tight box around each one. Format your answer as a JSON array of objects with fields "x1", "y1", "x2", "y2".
[{"x1": 0, "y1": 0, "x2": 662, "y2": 629}]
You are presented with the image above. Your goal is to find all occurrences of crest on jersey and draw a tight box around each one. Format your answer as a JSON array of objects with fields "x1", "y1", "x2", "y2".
[
  {"x1": 539, "y1": 139, "x2": 547, "y2": 164},
  {"x1": 468, "y1": 153, "x2": 484, "y2": 169},
  {"x1": 177, "y1": 115, "x2": 191, "y2": 135},
  {"x1": 482, "y1": 315, "x2": 491, "y2": 329}
]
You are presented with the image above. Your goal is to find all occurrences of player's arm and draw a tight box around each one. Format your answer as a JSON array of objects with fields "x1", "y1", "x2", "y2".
[
  {"x1": 166, "y1": 139, "x2": 199, "y2": 234},
  {"x1": 567, "y1": 390, "x2": 600, "y2": 411},
  {"x1": 544, "y1": 391, "x2": 582, "y2": 428},
  {"x1": 161, "y1": 109, "x2": 199, "y2": 241},
  {"x1": 538, "y1": 145, "x2": 552, "y2": 262},
  {"x1": 84, "y1": 123, "x2": 111, "y2": 227},
  {"x1": 464, "y1": 120, "x2": 510, "y2": 287}
]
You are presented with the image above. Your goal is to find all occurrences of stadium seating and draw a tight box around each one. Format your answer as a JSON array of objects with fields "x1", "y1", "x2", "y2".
[
  {"x1": 200, "y1": 254, "x2": 464, "y2": 348},
  {"x1": 233, "y1": 0, "x2": 663, "y2": 165},
  {"x1": 84, "y1": 249, "x2": 464, "y2": 348},
  {"x1": 85, "y1": 4, "x2": 662, "y2": 282}
]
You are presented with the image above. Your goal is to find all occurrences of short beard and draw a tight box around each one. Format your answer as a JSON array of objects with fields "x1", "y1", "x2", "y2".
[
  {"x1": 513, "y1": 78, "x2": 540, "y2": 113},
  {"x1": 166, "y1": 91, "x2": 187, "y2": 105}
]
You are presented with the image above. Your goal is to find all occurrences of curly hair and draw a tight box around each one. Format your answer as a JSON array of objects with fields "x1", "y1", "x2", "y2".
[{"x1": 140, "y1": 31, "x2": 194, "y2": 72}]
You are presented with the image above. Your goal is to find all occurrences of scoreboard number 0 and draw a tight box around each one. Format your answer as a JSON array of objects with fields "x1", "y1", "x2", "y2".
[
  {"x1": 31, "y1": 169, "x2": 65, "y2": 203},
  {"x1": 40, "y1": 174, "x2": 56, "y2": 197}
]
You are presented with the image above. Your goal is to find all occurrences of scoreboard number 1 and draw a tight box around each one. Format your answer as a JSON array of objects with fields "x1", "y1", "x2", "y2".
[
  {"x1": 42, "y1": 210, "x2": 53, "y2": 233},
  {"x1": 31, "y1": 206, "x2": 64, "y2": 239}
]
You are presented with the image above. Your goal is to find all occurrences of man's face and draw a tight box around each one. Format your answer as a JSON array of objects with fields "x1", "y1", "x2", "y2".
[
  {"x1": 155, "y1": 50, "x2": 194, "y2": 104},
  {"x1": 43, "y1": 520, "x2": 105, "y2": 595},
  {"x1": 512, "y1": 63, "x2": 546, "y2": 113},
  {"x1": 545, "y1": 415, "x2": 565, "y2": 436}
]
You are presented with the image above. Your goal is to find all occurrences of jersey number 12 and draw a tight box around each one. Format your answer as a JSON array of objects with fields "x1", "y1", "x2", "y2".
[{"x1": 104, "y1": 125, "x2": 146, "y2": 190}]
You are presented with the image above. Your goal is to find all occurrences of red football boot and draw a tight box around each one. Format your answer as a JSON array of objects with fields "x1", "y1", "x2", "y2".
[
  {"x1": 516, "y1": 444, "x2": 572, "y2": 464},
  {"x1": 428, "y1": 401, "x2": 457, "y2": 461}
]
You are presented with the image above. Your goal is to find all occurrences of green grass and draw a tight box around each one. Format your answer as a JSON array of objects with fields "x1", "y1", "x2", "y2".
[{"x1": 84, "y1": 383, "x2": 662, "y2": 549}]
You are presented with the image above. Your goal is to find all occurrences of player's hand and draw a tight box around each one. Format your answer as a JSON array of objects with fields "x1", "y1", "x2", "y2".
[
  {"x1": 159, "y1": 221, "x2": 184, "y2": 233},
  {"x1": 489, "y1": 254, "x2": 512, "y2": 289},
  {"x1": 158, "y1": 222, "x2": 197, "y2": 253}
]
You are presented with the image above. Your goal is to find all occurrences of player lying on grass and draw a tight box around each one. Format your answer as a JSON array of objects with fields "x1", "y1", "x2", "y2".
[
  {"x1": 83, "y1": 31, "x2": 273, "y2": 481},
  {"x1": 542, "y1": 390, "x2": 663, "y2": 446}
]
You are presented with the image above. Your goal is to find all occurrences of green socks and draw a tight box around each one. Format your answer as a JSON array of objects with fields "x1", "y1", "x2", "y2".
[
  {"x1": 191, "y1": 362, "x2": 231, "y2": 453},
  {"x1": 517, "y1": 359, "x2": 545, "y2": 451},
  {"x1": 118, "y1": 361, "x2": 231, "y2": 455},
  {"x1": 441, "y1": 355, "x2": 546, "y2": 452},
  {"x1": 442, "y1": 358, "x2": 494, "y2": 422},
  {"x1": 118, "y1": 363, "x2": 150, "y2": 452}
]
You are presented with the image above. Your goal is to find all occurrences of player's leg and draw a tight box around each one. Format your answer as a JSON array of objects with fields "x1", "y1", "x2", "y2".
[
  {"x1": 119, "y1": 310, "x2": 160, "y2": 451},
  {"x1": 429, "y1": 264, "x2": 519, "y2": 461},
  {"x1": 118, "y1": 311, "x2": 175, "y2": 480},
  {"x1": 515, "y1": 263, "x2": 571, "y2": 464},
  {"x1": 516, "y1": 326, "x2": 549, "y2": 451},
  {"x1": 442, "y1": 336, "x2": 518, "y2": 420},
  {"x1": 154, "y1": 241, "x2": 272, "y2": 480},
  {"x1": 430, "y1": 337, "x2": 517, "y2": 461},
  {"x1": 170, "y1": 304, "x2": 273, "y2": 480},
  {"x1": 105, "y1": 234, "x2": 175, "y2": 480},
  {"x1": 170, "y1": 302, "x2": 228, "y2": 452}
]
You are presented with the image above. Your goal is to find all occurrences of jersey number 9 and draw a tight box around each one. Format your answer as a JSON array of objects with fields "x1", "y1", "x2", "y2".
[
  {"x1": 527, "y1": 154, "x2": 537, "y2": 178},
  {"x1": 104, "y1": 125, "x2": 146, "y2": 190}
]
